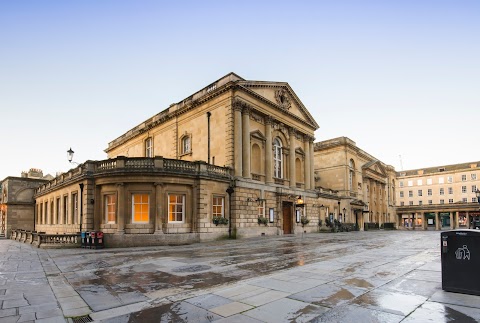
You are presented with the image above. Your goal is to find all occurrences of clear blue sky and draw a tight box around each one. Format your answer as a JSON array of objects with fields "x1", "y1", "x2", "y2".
[{"x1": 1, "y1": 1, "x2": 479, "y2": 180}]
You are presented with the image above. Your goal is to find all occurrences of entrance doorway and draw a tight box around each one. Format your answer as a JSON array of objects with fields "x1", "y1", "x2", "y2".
[{"x1": 283, "y1": 202, "x2": 293, "y2": 234}]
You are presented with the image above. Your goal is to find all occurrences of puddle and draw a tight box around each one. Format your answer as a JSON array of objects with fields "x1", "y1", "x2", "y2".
[{"x1": 343, "y1": 278, "x2": 374, "y2": 289}]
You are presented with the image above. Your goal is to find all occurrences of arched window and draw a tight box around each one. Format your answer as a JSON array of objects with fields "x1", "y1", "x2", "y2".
[
  {"x1": 145, "y1": 137, "x2": 153, "y2": 157},
  {"x1": 182, "y1": 136, "x2": 191, "y2": 154},
  {"x1": 273, "y1": 138, "x2": 283, "y2": 178}
]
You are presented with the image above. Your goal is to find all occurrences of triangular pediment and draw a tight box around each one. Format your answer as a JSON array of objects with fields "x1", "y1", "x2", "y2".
[
  {"x1": 250, "y1": 130, "x2": 266, "y2": 141},
  {"x1": 362, "y1": 160, "x2": 387, "y2": 182},
  {"x1": 237, "y1": 81, "x2": 319, "y2": 130}
]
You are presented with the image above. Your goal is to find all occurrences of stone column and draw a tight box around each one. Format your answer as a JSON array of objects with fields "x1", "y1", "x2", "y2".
[
  {"x1": 265, "y1": 117, "x2": 273, "y2": 184},
  {"x1": 449, "y1": 212, "x2": 454, "y2": 229},
  {"x1": 116, "y1": 183, "x2": 125, "y2": 234},
  {"x1": 435, "y1": 212, "x2": 440, "y2": 230},
  {"x1": 242, "y1": 106, "x2": 251, "y2": 179},
  {"x1": 304, "y1": 136, "x2": 311, "y2": 190},
  {"x1": 466, "y1": 211, "x2": 471, "y2": 228},
  {"x1": 234, "y1": 103, "x2": 243, "y2": 177},
  {"x1": 289, "y1": 128, "x2": 296, "y2": 188},
  {"x1": 154, "y1": 183, "x2": 163, "y2": 234},
  {"x1": 310, "y1": 140, "x2": 315, "y2": 189}
]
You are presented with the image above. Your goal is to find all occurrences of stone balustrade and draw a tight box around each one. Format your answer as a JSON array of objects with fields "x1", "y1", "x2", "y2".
[{"x1": 10, "y1": 229, "x2": 80, "y2": 248}]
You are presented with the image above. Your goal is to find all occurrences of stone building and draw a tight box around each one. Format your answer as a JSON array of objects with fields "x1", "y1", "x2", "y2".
[
  {"x1": 314, "y1": 137, "x2": 397, "y2": 229},
  {"x1": 396, "y1": 161, "x2": 480, "y2": 230},
  {"x1": 0, "y1": 169, "x2": 50, "y2": 238},
  {"x1": 33, "y1": 73, "x2": 346, "y2": 246}
]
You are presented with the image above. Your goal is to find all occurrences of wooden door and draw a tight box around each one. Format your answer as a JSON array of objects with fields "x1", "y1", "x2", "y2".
[{"x1": 283, "y1": 203, "x2": 292, "y2": 234}]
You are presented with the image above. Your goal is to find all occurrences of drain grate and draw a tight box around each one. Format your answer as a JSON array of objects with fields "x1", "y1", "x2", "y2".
[{"x1": 71, "y1": 315, "x2": 93, "y2": 323}]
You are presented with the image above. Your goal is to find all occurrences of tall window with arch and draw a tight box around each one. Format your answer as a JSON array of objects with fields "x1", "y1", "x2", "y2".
[
  {"x1": 182, "y1": 135, "x2": 191, "y2": 155},
  {"x1": 273, "y1": 138, "x2": 283, "y2": 178},
  {"x1": 145, "y1": 137, "x2": 153, "y2": 157}
]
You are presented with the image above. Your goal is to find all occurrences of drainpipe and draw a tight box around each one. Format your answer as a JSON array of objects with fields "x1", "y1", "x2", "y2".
[
  {"x1": 226, "y1": 183, "x2": 234, "y2": 238},
  {"x1": 207, "y1": 112, "x2": 211, "y2": 164}
]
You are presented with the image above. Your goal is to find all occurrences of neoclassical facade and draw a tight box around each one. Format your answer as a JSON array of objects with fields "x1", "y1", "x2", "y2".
[
  {"x1": 314, "y1": 137, "x2": 397, "y2": 229},
  {"x1": 396, "y1": 161, "x2": 480, "y2": 230},
  {"x1": 32, "y1": 73, "x2": 346, "y2": 246}
]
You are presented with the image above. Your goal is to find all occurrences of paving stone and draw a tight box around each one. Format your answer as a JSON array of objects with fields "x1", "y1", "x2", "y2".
[
  {"x1": 238, "y1": 290, "x2": 290, "y2": 306},
  {"x1": 351, "y1": 289, "x2": 427, "y2": 316},
  {"x1": 243, "y1": 297, "x2": 329, "y2": 323},
  {"x1": 0, "y1": 308, "x2": 16, "y2": 317},
  {"x1": 213, "y1": 284, "x2": 266, "y2": 298},
  {"x1": 185, "y1": 293, "x2": 233, "y2": 309},
  {"x1": 311, "y1": 304, "x2": 403, "y2": 322},
  {"x1": 35, "y1": 307, "x2": 63, "y2": 319},
  {"x1": 289, "y1": 283, "x2": 366, "y2": 307},
  {"x1": 17, "y1": 312, "x2": 36, "y2": 322},
  {"x1": 430, "y1": 290, "x2": 480, "y2": 308},
  {"x1": 403, "y1": 301, "x2": 480, "y2": 322},
  {"x1": 249, "y1": 277, "x2": 323, "y2": 293},
  {"x1": 18, "y1": 302, "x2": 59, "y2": 314},
  {"x1": 35, "y1": 315, "x2": 66, "y2": 323},
  {"x1": 2, "y1": 297, "x2": 29, "y2": 308},
  {"x1": 25, "y1": 294, "x2": 57, "y2": 305},
  {"x1": 404, "y1": 269, "x2": 442, "y2": 283},
  {"x1": 210, "y1": 301, "x2": 253, "y2": 317},
  {"x1": 213, "y1": 313, "x2": 264, "y2": 322},
  {"x1": 378, "y1": 277, "x2": 442, "y2": 298},
  {"x1": 62, "y1": 306, "x2": 91, "y2": 317}
]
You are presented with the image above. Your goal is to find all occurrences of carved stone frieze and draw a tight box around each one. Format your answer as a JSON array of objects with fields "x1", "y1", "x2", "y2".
[{"x1": 275, "y1": 88, "x2": 291, "y2": 110}]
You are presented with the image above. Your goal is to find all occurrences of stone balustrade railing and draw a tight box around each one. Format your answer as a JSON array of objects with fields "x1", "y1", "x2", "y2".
[
  {"x1": 10, "y1": 229, "x2": 80, "y2": 248},
  {"x1": 35, "y1": 157, "x2": 233, "y2": 194}
]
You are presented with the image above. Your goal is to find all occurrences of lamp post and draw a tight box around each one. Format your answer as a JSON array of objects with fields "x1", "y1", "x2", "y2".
[
  {"x1": 226, "y1": 183, "x2": 235, "y2": 239},
  {"x1": 67, "y1": 147, "x2": 80, "y2": 166},
  {"x1": 343, "y1": 207, "x2": 346, "y2": 223}
]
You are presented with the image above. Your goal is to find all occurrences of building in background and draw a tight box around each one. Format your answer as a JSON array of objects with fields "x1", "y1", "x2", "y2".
[
  {"x1": 0, "y1": 169, "x2": 50, "y2": 238},
  {"x1": 314, "y1": 137, "x2": 397, "y2": 230},
  {"x1": 396, "y1": 162, "x2": 480, "y2": 230}
]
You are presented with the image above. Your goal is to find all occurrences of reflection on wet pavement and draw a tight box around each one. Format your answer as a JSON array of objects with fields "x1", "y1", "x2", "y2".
[{"x1": 41, "y1": 231, "x2": 480, "y2": 322}]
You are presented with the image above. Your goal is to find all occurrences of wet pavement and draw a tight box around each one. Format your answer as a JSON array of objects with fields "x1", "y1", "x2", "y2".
[{"x1": 1, "y1": 231, "x2": 480, "y2": 322}]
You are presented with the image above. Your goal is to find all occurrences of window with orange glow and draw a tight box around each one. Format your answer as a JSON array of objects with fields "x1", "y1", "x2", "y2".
[
  {"x1": 105, "y1": 194, "x2": 116, "y2": 224},
  {"x1": 169, "y1": 194, "x2": 185, "y2": 222},
  {"x1": 132, "y1": 194, "x2": 149, "y2": 223}
]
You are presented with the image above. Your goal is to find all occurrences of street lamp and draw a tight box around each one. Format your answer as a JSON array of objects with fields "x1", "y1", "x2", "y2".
[
  {"x1": 343, "y1": 207, "x2": 346, "y2": 222},
  {"x1": 67, "y1": 147, "x2": 80, "y2": 165}
]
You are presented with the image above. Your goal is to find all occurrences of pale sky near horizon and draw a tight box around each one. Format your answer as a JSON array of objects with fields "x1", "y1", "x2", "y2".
[{"x1": 1, "y1": 1, "x2": 479, "y2": 181}]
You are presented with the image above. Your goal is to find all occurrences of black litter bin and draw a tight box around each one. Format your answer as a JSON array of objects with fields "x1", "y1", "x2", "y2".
[{"x1": 441, "y1": 229, "x2": 480, "y2": 296}]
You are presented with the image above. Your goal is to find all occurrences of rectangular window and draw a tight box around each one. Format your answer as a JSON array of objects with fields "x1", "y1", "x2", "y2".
[
  {"x1": 440, "y1": 199, "x2": 444, "y2": 204},
  {"x1": 408, "y1": 190, "x2": 413, "y2": 197},
  {"x1": 63, "y1": 195, "x2": 68, "y2": 224},
  {"x1": 463, "y1": 198, "x2": 468, "y2": 203},
  {"x1": 447, "y1": 176, "x2": 453, "y2": 183},
  {"x1": 426, "y1": 178, "x2": 433, "y2": 185},
  {"x1": 473, "y1": 197, "x2": 478, "y2": 203},
  {"x1": 258, "y1": 201, "x2": 265, "y2": 217},
  {"x1": 399, "y1": 181, "x2": 404, "y2": 188},
  {"x1": 400, "y1": 202, "x2": 404, "y2": 206},
  {"x1": 72, "y1": 193, "x2": 78, "y2": 224},
  {"x1": 417, "y1": 179, "x2": 423, "y2": 186},
  {"x1": 169, "y1": 194, "x2": 185, "y2": 222},
  {"x1": 409, "y1": 201, "x2": 413, "y2": 206},
  {"x1": 462, "y1": 186, "x2": 467, "y2": 193},
  {"x1": 439, "y1": 177, "x2": 444, "y2": 184},
  {"x1": 407, "y1": 180, "x2": 413, "y2": 187},
  {"x1": 472, "y1": 185, "x2": 477, "y2": 193},
  {"x1": 462, "y1": 174, "x2": 467, "y2": 181},
  {"x1": 56, "y1": 197, "x2": 61, "y2": 224},
  {"x1": 212, "y1": 196, "x2": 224, "y2": 217},
  {"x1": 472, "y1": 173, "x2": 477, "y2": 180},
  {"x1": 440, "y1": 188, "x2": 444, "y2": 195},
  {"x1": 105, "y1": 194, "x2": 116, "y2": 224},
  {"x1": 427, "y1": 189, "x2": 432, "y2": 196},
  {"x1": 400, "y1": 191, "x2": 404, "y2": 198},
  {"x1": 132, "y1": 194, "x2": 149, "y2": 223},
  {"x1": 418, "y1": 190, "x2": 422, "y2": 197},
  {"x1": 448, "y1": 187, "x2": 453, "y2": 194},
  {"x1": 145, "y1": 138, "x2": 153, "y2": 157},
  {"x1": 448, "y1": 199, "x2": 454, "y2": 204},
  {"x1": 418, "y1": 200, "x2": 423, "y2": 205},
  {"x1": 428, "y1": 200, "x2": 433, "y2": 205}
]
